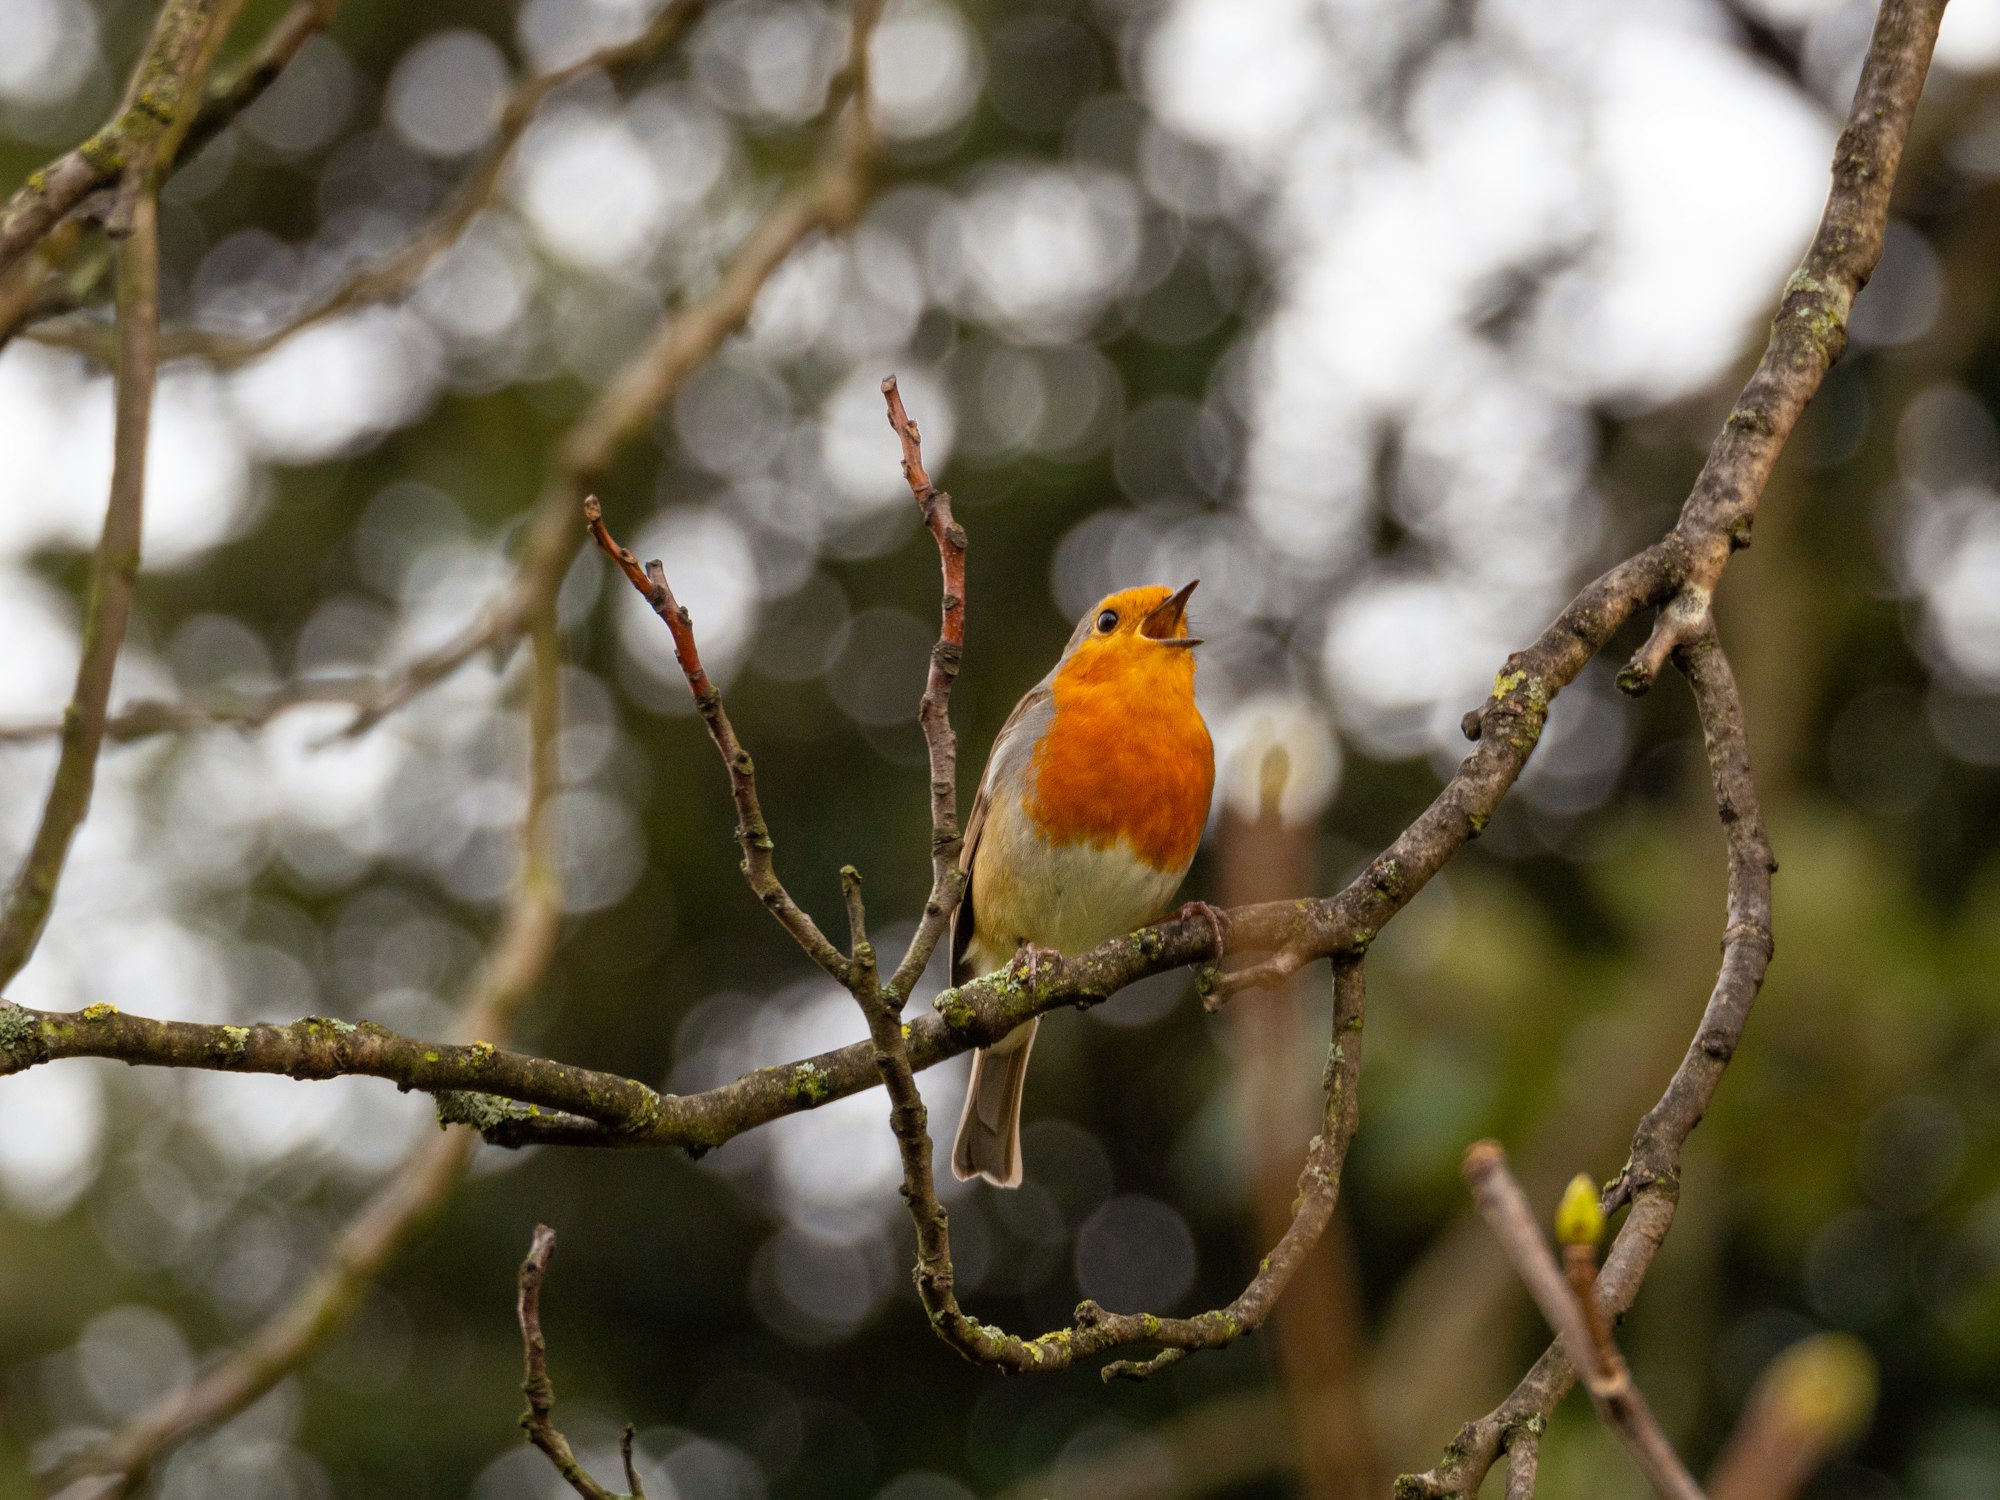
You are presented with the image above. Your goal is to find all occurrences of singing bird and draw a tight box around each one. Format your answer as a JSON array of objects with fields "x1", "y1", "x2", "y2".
[{"x1": 950, "y1": 582, "x2": 1217, "y2": 1188}]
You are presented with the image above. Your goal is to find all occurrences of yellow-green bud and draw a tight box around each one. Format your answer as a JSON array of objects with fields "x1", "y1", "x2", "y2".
[
  {"x1": 1555, "y1": 1173, "x2": 1604, "y2": 1247},
  {"x1": 1764, "y1": 1333, "x2": 1877, "y2": 1442}
]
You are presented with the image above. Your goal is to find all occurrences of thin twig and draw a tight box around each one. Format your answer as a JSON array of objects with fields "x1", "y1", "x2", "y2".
[
  {"x1": 518, "y1": 1226, "x2": 638, "y2": 1500},
  {"x1": 0, "y1": 678, "x2": 371, "y2": 744},
  {"x1": 584, "y1": 500, "x2": 851, "y2": 982},
  {"x1": 860, "y1": 933, "x2": 1368, "y2": 1376},
  {"x1": 1461, "y1": 1142, "x2": 1708, "y2": 1500},
  {"x1": 0, "y1": 218, "x2": 86, "y2": 354},
  {"x1": 880, "y1": 374, "x2": 968, "y2": 1003},
  {"x1": 1202, "y1": 947, "x2": 1309, "y2": 1009},
  {"x1": 0, "y1": 187, "x2": 159, "y2": 990},
  {"x1": 187, "y1": 0, "x2": 341, "y2": 149}
]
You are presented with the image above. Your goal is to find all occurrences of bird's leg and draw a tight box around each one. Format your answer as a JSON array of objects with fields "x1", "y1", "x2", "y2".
[
  {"x1": 1009, "y1": 941, "x2": 1058, "y2": 994},
  {"x1": 1176, "y1": 900, "x2": 1231, "y2": 959}
]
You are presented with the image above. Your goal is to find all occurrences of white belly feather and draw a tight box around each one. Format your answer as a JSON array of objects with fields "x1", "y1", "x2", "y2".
[{"x1": 964, "y1": 789, "x2": 1188, "y2": 978}]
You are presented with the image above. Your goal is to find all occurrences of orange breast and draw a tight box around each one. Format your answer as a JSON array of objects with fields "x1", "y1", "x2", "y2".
[{"x1": 1027, "y1": 652, "x2": 1214, "y2": 872}]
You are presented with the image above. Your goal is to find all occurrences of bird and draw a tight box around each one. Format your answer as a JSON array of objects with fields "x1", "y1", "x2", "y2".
[{"x1": 950, "y1": 581, "x2": 1218, "y2": 1188}]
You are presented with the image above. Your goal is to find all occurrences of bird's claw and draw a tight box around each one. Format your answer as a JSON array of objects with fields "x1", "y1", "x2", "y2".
[
  {"x1": 1010, "y1": 941, "x2": 1057, "y2": 993},
  {"x1": 1176, "y1": 901, "x2": 1230, "y2": 960}
]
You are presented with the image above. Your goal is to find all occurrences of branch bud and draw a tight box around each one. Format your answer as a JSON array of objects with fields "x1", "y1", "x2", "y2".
[{"x1": 1554, "y1": 1173, "x2": 1604, "y2": 1247}]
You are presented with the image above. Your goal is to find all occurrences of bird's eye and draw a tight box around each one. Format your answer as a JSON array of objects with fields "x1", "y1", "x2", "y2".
[{"x1": 1096, "y1": 609, "x2": 1119, "y2": 633}]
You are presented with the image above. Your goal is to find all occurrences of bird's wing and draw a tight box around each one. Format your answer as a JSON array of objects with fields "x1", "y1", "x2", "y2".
[{"x1": 951, "y1": 682, "x2": 1053, "y2": 988}]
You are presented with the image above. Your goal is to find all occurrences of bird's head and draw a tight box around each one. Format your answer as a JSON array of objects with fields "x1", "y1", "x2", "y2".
[{"x1": 1056, "y1": 582, "x2": 1201, "y2": 688}]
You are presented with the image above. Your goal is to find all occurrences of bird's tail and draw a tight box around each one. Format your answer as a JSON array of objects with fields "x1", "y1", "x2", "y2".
[{"x1": 951, "y1": 1017, "x2": 1039, "y2": 1188}]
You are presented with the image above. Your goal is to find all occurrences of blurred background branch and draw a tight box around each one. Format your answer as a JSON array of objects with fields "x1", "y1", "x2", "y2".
[
  {"x1": 0, "y1": 172, "x2": 160, "y2": 991},
  {"x1": 44, "y1": 606, "x2": 567, "y2": 1499}
]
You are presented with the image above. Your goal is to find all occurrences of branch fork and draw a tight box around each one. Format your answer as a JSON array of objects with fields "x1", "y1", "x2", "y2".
[{"x1": 1619, "y1": 584, "x2": 1713, "y2": 697}]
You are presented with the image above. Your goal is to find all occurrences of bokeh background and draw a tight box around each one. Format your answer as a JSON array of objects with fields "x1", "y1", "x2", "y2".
[{"x1": 2, "y1": 0, "x2": 1999, "y2": 1495}]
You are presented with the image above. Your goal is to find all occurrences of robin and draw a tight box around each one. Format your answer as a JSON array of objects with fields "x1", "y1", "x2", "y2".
[{"x1": 950, "y1": 582, "x2": 1219, "y2": 1187}]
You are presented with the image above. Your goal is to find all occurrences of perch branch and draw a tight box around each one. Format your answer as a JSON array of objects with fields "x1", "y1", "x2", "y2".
[{"x1": 0, "y1": 622, "x2": 1763, "y2": 1159}]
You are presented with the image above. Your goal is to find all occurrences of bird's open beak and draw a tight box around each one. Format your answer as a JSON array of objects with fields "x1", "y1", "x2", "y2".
[{"x1": 1142, "y1": 581, "x2": 1202, "y2": 646}]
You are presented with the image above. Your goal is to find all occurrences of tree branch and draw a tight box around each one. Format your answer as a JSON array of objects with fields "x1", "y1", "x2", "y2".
[
  {"x1": 878, "y1": 375, "x2": 969, "y2": 1004},
  {"x1": 1394, "y1": 628, "x2": 1775, "y2": 1497},
  {"x1": 0, "y1": 0, "x2": 339, "y2": 351},
  {"x1": 75, "y1": 1132, "x2": 474, "y2": 1497},
  {"x1": 259, "y1": 0, "x2": 881, "y2": 744},
  {"x1": 1504, "y1": 1429, "x2": 1540, "y2": 1500},
  {"x1": 1707, "y1": 1333, "x2": 1878, "y2": 1500},
  {"x1": 0, "y1": 185, "x2": 160, "y2": 991},
  {"x1": 0, "y1": 619, "x2": 1771, "y2": 1164},
  {"x1": 584, "y1": 500, "x2": 852, "y2": 982},
  {"x1": 1616, "y1": 0, "x2": 1943, "y2": 694},
  {"x1": 0, "y1": 0, "x2": 1938, "y2": 1429},
  {"x1": 0, "y1": 0, "x2": 886, "y2": 753},
  {"x1": 185, "y1": 0, "x2": 340, "y2": 152},
  {"x1": 0, "y1": 883, "x2": 1353, "y2": 1153},
  {"x1": 858, "y1": 927, "x2": 1368, "y2": 1378},
  {"x1": 0, "y1": 676, "x2": 410, "y2": 745},
  {"x1": 518, "y1": 1226, "x2": 643, "y2": 1500},
  {"x1": 1461, "y1": 1142, "x2": 1707, "y2": 1500},
  {"x1": 0, "y1": 616, "x2": 1766, "y2": 1173},
  {"x1": 0, "y1": 0, "x2": 243, "y2": 275}
]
